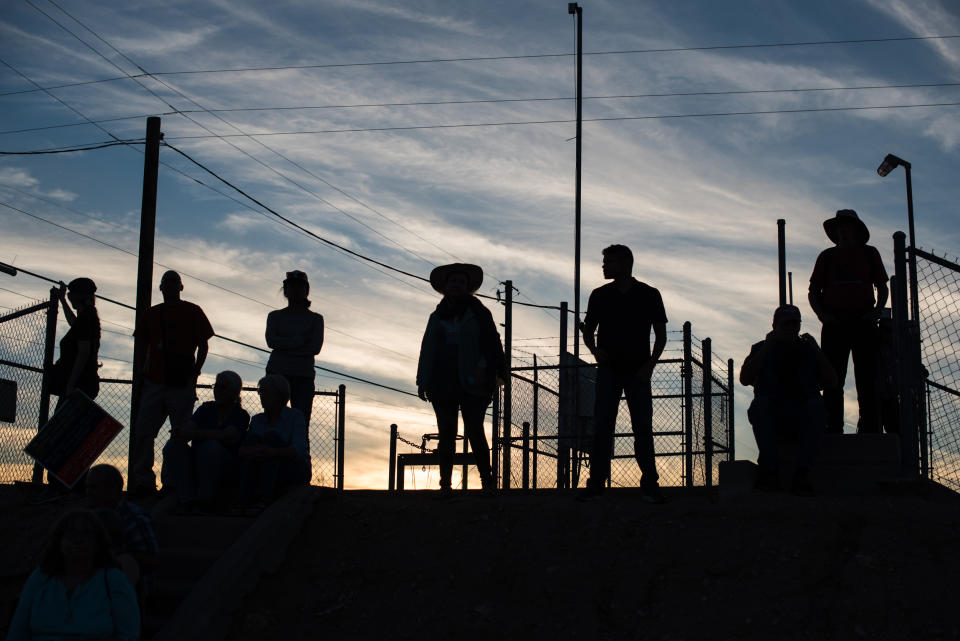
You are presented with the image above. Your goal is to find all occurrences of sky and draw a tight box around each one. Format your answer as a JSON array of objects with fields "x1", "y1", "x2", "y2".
[{"x1": 1, "y1": 0, "x2": 958, "y2": 489}]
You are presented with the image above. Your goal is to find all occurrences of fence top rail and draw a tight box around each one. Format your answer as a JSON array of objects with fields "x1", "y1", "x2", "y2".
[
  {"x1": 928, "y1": 378, "x2": 960, "y2": 398},
  {"x1": 911, "y1": 246, "x2": 960, "y2": 274},
  {"x1": 97, "y1": 377, "x2": 341, "y2": 396},
  {"x1": 0, "y1": 300, "x2": 51, "y2": 324},
  {"x1": 510, "y1": 357, "x2": 685, "y2": 372},
  {"x1": 0, "y1": 358, "x2": 44, "y2": 373}
]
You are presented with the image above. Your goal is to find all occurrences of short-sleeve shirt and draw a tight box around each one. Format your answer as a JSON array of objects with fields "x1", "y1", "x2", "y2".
[
  {"x1": 584, "y1": 279, "x2": 668, "y2": 373},
  {"x1": 244, "y1": 407, "x2": 310, "y2": 464},
  {"x1": 59, "y1": 307, "x2": 101, "y2": 394},
  {"x1": 191, "y1": 401, "x2": 251, "y2": 451},
  {"x1": 135, "y1": 301, "x2": 214, "y2": 385},
  {"x1": 809, "y1": 245, "x2": 888, "y2": 312}
]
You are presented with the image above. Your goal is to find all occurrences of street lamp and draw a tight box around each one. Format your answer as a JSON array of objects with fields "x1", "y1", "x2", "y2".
[{"x1": 876, "y1": 153, "x2": 918, "y2": 322}]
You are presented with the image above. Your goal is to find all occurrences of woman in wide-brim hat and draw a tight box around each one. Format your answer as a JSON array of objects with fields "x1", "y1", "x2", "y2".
[{"x1": 416, "y1": 263, "x2": 505, "y2": 492}]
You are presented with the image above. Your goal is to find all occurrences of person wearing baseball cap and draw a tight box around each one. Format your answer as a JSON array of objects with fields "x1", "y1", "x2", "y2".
[
  {"x1": 808, "y1": 209, "x2": 889, "y2": 434},
  {"x1": 740, "y1": 305, "x2": 837, "y2": 494}
]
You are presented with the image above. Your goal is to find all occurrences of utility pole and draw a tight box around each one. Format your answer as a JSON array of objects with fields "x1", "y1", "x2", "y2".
[
  {"x1": 568, "y1": 2, "x2": 583, "y2": 360},
  {"x1": 129, "y1": 116, "x2": 161, "y2": 474},
  {"x1": 777, "y1": 219, "x2": 787, "y2": 306}
]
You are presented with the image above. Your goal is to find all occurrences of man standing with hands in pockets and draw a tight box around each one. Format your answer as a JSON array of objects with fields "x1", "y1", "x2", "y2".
[{"x1": 579, "y1": 244, "x2": 667, "y2": 502}]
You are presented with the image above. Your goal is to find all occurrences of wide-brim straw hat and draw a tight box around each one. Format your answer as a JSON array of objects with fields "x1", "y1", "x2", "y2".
[
  {"x1": 824, "y1": 209, "x2": 870, "y2": 245},
  {"x1": 429, "y1": 263, "x2": 483, "y2": 295}
]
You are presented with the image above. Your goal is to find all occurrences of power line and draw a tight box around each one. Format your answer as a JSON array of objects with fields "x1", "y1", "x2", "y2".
[
  {"x1": 0, "y1": 139, "x2": 145, "y2": 154},
  {"x1": 6, "y1": 81, "x2": 959, "y2": 137},
  {"x1": 0, "y1": 199, "x2": 415, "y2": 360},
  {"x1": 6, "y1": 263, "x2": 420, "y2": 397},
  {"x1": 36, "y1": 0, "x2": 450, "y2": 272},
  {"x1": 158, "y1": 101, "x2": 960, "y2": 138},
  {"x1": 2, "y1": 33, "x2": 956, "y2": 97}
]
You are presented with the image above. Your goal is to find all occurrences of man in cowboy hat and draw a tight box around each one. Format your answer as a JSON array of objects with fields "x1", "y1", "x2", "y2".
[
  {"x1": 808, "y1": 209, "x2": 888, "y2": 434},
  {"x1": 579, "y1": 244, "x2": 668, "y2": 502}
]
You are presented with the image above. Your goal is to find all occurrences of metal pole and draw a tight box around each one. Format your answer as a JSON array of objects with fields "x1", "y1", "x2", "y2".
[
  {"x1": 788, "y1": 272, "x2": 794, "y2": 305},
  {"x1": 683, "y1": 321, "x2": 694, "y2": 487},
  {"x1": 558, "y1": 301, "x2": 569, "y2": 489},
  {"x1": 777, "y1": 219, "x2": 787, "y2": 306},
  {"x1": 727, "y1": 358, "x2": 735, "y2": 461},
  {"x1": 703, "y1": 338, "x2": 713, "y2": 488},
  {"x1": 492, "y1": 386, "x2": 500, "y2": 488},
  {"x1": 904, "y1": 164, "x2": 920, "y2": 324},
  {"x1": 903, "y1": 164, "x2": 927, "y2": 476},
  {"x1": 389, "y1": 423, "x2": 397, "y2": 491},
  {"x1": 462, "y1": 422, "x2": 468, "y2": 491},
  {"x1": 568, "y1": 3, "x2": 583, "y2": 362},
  {"x1": 522, "y1": 421, "x2": 530, "y2": 489},
  {"x1": 892, "y1": 234, "x2": 917, "y2": 474},
  {"x1": 129, "y1": 116, "x2": 162, "y2": 476},
  {"x1": 532, "y1": 353, "x2": 539, "y2": 489},
  {"x1": 34, "y1": 287, "x2": 60, "y2": 483},
  {"x1": 337, "y1": 384, "x2": 346, "y2": 490},
  {"x1": 502, "y1": 280, "x2": 513, "y2": 489}
]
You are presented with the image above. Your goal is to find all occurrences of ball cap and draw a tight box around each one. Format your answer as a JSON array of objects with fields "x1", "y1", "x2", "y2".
[{"x1": 67, "y1": 277, "x2": 97, "y2": 297}]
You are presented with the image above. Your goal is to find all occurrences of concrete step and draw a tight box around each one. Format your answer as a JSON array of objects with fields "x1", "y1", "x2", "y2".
[
  {"x1": 155, "y1": 514, "x2": 253, "y2": 549},
  {"x1": 156, "y1": 546, "x2": 223, "y2": 581}
]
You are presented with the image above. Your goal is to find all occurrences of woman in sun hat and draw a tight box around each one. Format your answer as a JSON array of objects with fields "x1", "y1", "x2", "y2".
[{"x1": 416, "y1": 263, "x2": 505, "y2": 493}]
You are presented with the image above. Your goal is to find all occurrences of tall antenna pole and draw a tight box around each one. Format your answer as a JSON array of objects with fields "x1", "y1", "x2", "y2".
[{"x1": 569, "y1": 3, "x2": 583, "y2": 360}]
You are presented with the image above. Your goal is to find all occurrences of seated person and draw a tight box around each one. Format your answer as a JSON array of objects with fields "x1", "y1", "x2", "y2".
[
  {"x1": 740, "y1": 305, "x2": 837, "y2": 493},
  {"x1": 239, "y1": 374, "x2": 311, "y2": 511},
  {"x1": 163, "y1": 370, "x2": 250, "y2": 512},
  {"x1": 8, "y1": 509, "x2": 140, "y2": 641},
  {"x1": 86, "y1": 464, "x2": 159, "y2": 599}
]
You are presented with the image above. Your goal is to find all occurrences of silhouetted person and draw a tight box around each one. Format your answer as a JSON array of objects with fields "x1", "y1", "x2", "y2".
[
  {"x1": 8, "y1": 509, "x2": 140, "y2": 641},
  {"x1": 47, "y1": 278, "x2": 101, "y2": 490},
  {"x1": 809, "y1": 210, "x2": 888, "y2": 434},
  {"x1": 740, "y1": 305, "x2": 836, "y2": 494},
  {"x1": 238, "y1": 374, "x2": 310, "y2": 511},
  {"x1": 94, "y1": 508, "x2": 141, "y2": 594},
  {"x1": 265, "y1": 270, "x2": 324, "y2": 427},
  {"x1": 86, "y1": 464, "x2": 159, "y2": 599},
  {"x1": 875, "y1": 310, "x2": 900, "y2": 435},
  {"x1": 163, "y1": 370, "x2": 250, "y2": 513},
  {"x1": 50, "y1": 278, "x2": 101, "y2": 404},
  {"x1": 578, "y1": 245, "x2": 667, "y2": 502},
  {"x1": 416, "y1": 263, "x2": 505, "y2": 493},
  {"x1": 130, "y1": 270, "x2": 213, "y2": 498}
]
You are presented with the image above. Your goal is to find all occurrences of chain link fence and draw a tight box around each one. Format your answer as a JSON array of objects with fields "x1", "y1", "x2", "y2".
[
  {"x1": 913, "y1": 247, "x2": 960, "y2": 491},
  {"x1": 0, "y1": 296, "x2": 54, "y2": 484},
  {"x1": 500, "y1": 323, "x2": 734, "y2": 489},
  {"x1": 0, "y1": 294, "x2": 346, "y2": 488}
]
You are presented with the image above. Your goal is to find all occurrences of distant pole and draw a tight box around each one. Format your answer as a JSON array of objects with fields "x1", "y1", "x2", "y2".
[
  {"x1": 788, "y1": 272, "x2": 793, "y2": 305},
  {"x1": 568, "y1": 2, "x2": 583, "y2": 360},
  {"x1": 388, "y1": 424, "x2": 397, "y2": 491},
  {"x1": 129, "y1": 116, "x2": 161, "y2": 475},
  {"x1": 502, "y1": 280, "x2": 513, "y2": 489},
  {"x1": 777, "y1": 219, "x2": 787, "y2": 306}
]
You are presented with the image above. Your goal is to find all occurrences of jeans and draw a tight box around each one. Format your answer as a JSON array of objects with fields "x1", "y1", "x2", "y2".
[
  {"x1": 431, "y1": 394, "x2": 493, "y2": 489},
  {"x1": 587, "y1": 365, "x2": 658, "y2": 490},
  {"x1": 277, "y1": 374, "x2": 315, "y2": 428},
  {"x1": 131, "y1": 380, "x2": 195, "y2": 491},
  {"x1": 163, "y1": 438, "x2": 236, "y2": 504},
  {"x1": 821, "y1": 317, "x2": 879, "y2": 433},
  {"x1": 748, "y1": 395, "x2": 826, "y2": 470},
  {"x1": 240, "y1": 430, "x2": 309, "y2": 501}
]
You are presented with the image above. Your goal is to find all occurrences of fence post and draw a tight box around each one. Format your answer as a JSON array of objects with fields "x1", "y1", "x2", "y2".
[
  {"x1": 522, "y1": 421, "x2": 530, "y2": 489},
  {"x1": 532, "y1": 354, "x2": 539, "y2": 490},
  {"x1": 33, "y1": 287, "x2": 59, "y2": 483},
  {"x1": 727, "y1": 358, "x2": 735, "y2": 461},
  {"x1": 337, "y1": 384, "x2": 346, "y2": 490},
  {"x1": 683, "y1": 321, "x2": 694, "y2": 487},
  {"x1": 462, "y1": 425, "x2": 469, "y2": 491},
  {"x1": 558, "y1": 301, "x2": 569, "y2": 489},
  {"x1": 389, "y1": 424, "x2": 397, "y2": 491},
  {"x1": 892, "y1": 234, "x2": 918, "y2": 474},
  {"x1": 492, "y1": 387, "x2": 500, "y2": 488},
  {"x1": 502, "y1": 280, "x2": 512, "y2": 490},
  {"x1": 702, "y1": 338, "x2": 713, "y2": 488}
]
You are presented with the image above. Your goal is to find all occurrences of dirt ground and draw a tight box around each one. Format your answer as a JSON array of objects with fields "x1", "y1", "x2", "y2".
[{"x1": 229, "y1": 486, "x2": 960, "y2": 641}]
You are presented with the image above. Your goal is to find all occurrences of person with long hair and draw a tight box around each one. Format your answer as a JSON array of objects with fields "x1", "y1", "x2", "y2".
[
  {"x1": 416, "y1": 263, "x2": 505, "y2": 493},
  {"x1": 8, "y1": 509, "x2": 140, "y2": 641},
  {"x1": 51, "y1": 278, "x2": 100, "y2": 403},
  {"x1": 163, "y1": 370, "x2": 250, "y2": 512},
  {"x1": 265, "y1": 270, "x2": 325, "y2": 427}
]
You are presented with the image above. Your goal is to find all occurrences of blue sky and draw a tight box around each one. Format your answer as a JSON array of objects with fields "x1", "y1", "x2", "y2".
[{"x1": 1, "y1": 0, "x2": 958, "y2": 488}]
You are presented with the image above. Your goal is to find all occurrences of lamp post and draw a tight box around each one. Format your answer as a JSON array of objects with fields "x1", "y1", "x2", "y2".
[{"x1": 877, "y1": 153, "x2": 919, "y2": 323}]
